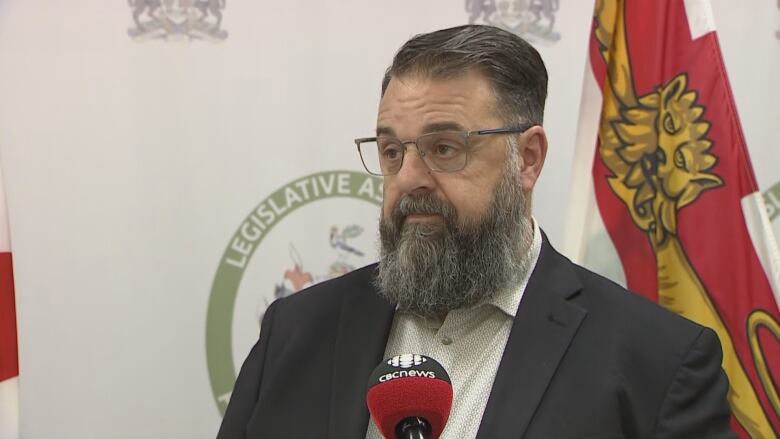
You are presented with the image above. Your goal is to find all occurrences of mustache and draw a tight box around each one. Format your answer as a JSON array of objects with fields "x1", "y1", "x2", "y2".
[{"x1": 388, "y1": 193, "x2": 457, "y2": 226}]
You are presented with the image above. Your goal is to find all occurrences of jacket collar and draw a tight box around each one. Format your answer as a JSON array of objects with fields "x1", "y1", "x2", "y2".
[
  {"x1": 476, "y1": 234, "x2": 586, "y2": 439},
  {"x1": 328, "y1": 264, "x2": 395, "y2": 439}
]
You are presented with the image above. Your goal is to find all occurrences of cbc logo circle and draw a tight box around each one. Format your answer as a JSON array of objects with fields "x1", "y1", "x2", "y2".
[{"x1": 388, "y1": 354, "x2": 427, "y2": 369}]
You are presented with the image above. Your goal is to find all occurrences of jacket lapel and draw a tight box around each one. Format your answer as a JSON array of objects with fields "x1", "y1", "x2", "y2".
[
  {"x1": 328, "y1": 264, "x2": 396, "y2": 439},
  {"x1": 476, "y1": 238, "x2": 587, "y2": 439}
]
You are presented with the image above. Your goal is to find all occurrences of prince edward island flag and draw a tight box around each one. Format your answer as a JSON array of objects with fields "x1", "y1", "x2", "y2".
[{"x1": 564, "y1": 0, "x2": 780, "y2": 436}]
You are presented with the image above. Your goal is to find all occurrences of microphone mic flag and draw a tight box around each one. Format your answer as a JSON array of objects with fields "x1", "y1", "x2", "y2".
[{"x1": 366, "y1": 354, "x2": 453, "y2": 439}]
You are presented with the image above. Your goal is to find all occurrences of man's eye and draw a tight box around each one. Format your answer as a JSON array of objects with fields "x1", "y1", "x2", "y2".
[
  {"x1": 433, "y1": 143, "x2": 459, "y2": 157},
  {"x1": 382, "y1": 145, "x2": 403, "y2": 160}
]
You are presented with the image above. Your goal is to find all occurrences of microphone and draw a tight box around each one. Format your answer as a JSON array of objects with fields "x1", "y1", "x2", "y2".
[{"x1": 366, "y1": 354, "x2": 453, "y2": 439}]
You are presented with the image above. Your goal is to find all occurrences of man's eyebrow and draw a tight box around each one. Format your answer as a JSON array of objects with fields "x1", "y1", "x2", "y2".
[
  {"x1": 376, "y1": 126, "x2": 396, "y2": 137},
  {"x1": 421, "y1": 121, "x2": 467, "y2": 133},
  {"x1": 376, "y1": 122, "x2": 468, "y2": 138}
]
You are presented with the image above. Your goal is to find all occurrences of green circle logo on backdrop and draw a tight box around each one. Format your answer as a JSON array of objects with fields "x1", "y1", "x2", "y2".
[{"x1": 205, "y1": 170, "x2": 383, "y2": 414}]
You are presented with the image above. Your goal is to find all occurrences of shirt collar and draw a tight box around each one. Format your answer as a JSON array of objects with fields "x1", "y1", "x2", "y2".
[{"x1": 487, "y1": 217, "x2": 542, "y2": 318}]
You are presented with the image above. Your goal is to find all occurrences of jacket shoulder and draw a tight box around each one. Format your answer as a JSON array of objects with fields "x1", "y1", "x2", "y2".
[{"x1": 571, "y1": 262, "x2": 704, "y2": 339}]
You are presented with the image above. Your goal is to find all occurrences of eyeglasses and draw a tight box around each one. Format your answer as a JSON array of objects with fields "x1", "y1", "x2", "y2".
[{"x1": 353, "y1": 125, "x2": 532, "y2": 176}]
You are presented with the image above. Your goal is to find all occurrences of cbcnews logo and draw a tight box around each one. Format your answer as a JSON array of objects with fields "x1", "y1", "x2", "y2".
[
  {"x1": 379, "y1": 354, "x2": 437, "y2": 383},
  {"x1": 378, "y1": 369, "x2": 437, "y2": 383}
]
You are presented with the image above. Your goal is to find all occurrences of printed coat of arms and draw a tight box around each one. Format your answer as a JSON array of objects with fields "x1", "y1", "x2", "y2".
[
  {"x1": 467, "y1": 0, "x2": 560, "y2": 43},
  {"x1": 128, "y1": 0, "x2": 227, "y2": 41}
]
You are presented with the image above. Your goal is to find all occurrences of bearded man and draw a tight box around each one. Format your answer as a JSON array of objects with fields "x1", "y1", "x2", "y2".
[{"x1": 217, "y1": 25, "x2": 735, "y2": 439}]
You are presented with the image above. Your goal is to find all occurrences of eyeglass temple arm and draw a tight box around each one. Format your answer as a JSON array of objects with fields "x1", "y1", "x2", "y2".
[
  {"x1": 474, "y1": 124, "x2": 534, "y2": 135},
  {"x1": 354, "y1": 137, "x2": 377, "y2": 145}
]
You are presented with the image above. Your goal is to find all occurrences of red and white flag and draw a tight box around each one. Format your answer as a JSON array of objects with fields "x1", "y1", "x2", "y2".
[
  {"x1": 0, "y1": 164, "x2": 18, "y2": 439},
  {"x1": 565, "y1": 0, "x2": 780, "y2": 436}
]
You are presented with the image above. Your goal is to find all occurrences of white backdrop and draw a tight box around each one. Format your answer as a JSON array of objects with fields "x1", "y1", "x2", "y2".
[{"x1": 0, "y1": 1, "x2": 777, "y2": 438}]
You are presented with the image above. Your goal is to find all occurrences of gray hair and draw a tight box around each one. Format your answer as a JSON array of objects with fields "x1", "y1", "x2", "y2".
[{"x1": 381, "y1": 25, "x2": 548, "y2": 126}]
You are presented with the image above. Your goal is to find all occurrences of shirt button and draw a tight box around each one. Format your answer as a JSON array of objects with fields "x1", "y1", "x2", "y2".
[{"x1": 441, "y1": 336, "x2": 453, "y2": 345}]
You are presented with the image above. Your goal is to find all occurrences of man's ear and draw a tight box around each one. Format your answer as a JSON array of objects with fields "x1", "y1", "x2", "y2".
[{"x1": 516, "y1": 125, "x2": 548, "y2": 192}]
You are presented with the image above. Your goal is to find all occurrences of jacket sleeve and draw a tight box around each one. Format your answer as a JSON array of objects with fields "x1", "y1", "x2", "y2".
[
  {"x1": 652, "y1": 327, "x2": 737, "y2": 438},
  {"x1": 215, "y1": 298, "x2": 279, "y2": 439}
]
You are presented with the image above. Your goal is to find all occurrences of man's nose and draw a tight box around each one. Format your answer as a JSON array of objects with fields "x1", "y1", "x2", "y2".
[{"x1": 394, "y1": 147, "x2": 436, "y2": 195}]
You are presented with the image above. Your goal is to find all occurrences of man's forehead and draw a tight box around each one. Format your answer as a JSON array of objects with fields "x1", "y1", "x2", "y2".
[{"x1": 376, "y1": 71, "x2": 499, "y2": 134}]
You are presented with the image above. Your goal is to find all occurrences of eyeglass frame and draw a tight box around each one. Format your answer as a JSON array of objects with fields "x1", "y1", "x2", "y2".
[{"x1": 353, "y1": 123, "x2": 534, "y2": 176}]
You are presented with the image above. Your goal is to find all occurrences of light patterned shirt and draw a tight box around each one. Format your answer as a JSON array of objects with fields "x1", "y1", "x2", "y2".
[{"x1": 365, "y1": 220, "x2": 542, "y2": 439}]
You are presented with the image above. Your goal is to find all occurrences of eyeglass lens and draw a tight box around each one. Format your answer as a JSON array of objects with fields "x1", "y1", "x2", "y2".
[{"x1": 359, "y1": 131, "x2": 469, "y2": 175}]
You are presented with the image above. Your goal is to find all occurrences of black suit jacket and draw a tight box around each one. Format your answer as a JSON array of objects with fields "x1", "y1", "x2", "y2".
[{"x1": 217, "y1": 237, "x2": 735, "y2": 439}]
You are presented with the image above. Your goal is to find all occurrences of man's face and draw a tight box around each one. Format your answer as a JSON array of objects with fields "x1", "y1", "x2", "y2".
[
  {"x1": 375, "y1": 70, "x2": 536, "y2": 317},
  {"x1": 377, "y1": 70, "x2": 512, "y2": 228}
]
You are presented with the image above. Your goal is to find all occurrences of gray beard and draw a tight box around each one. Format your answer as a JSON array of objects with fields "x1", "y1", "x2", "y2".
[{"x1": 376, "y1": 169, "x2": 534, "y2": 318}]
